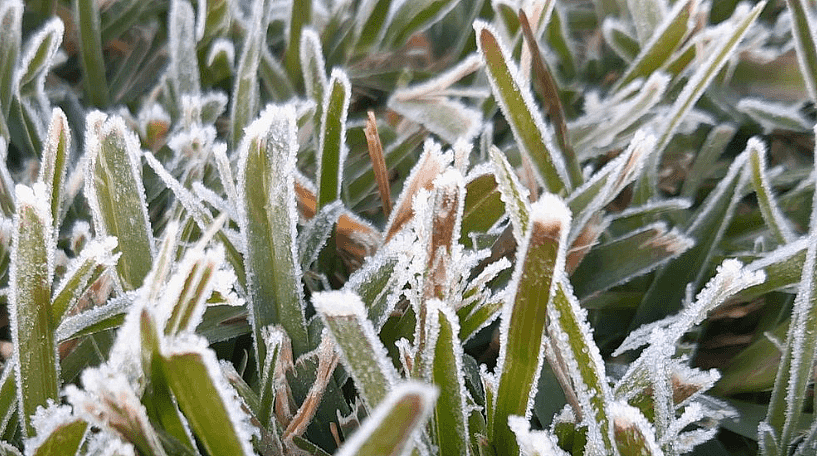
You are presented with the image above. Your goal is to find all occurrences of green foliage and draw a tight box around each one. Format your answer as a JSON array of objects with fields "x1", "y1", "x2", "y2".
[{"x1": 0, "y1": 0, "x2": 816, "y2": 455}]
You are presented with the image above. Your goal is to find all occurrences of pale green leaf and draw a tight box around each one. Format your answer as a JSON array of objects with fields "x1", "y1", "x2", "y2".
[
  {"x1": 317, "y1": 70, "x2": 351, "y2": 210},
  {"x1": 37, "y1": 108, "x2": 71, "y2": 229}
]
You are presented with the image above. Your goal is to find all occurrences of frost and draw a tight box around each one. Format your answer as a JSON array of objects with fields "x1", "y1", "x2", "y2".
[
  {"x1": 508, "y1": 415, "x2": 570, "y2": 456},
  {"x1": 299, "y1": 28, "x2": 327, "y2": 101},
  {"x1": 25, "y1": 401, "x2": 79, "y2": 454},
  {"x1": 298, "y1": 200, "x2": 343, "y2": 270},
  {"x1": 608, "y1": 400, "x2": 663, "y2": 456},
  {"x1": 389, "y1": 98, "x2": 483, "y2": 144},
  {"x1": 738, "y1": 98, "x2": 811, "y2": 134},
  {"x1": 55, "y1": 293, "x2": 131, "y2": 343},
  {"x1": 83, "y1": 432, "x2": 136, "y2": 456},
  {"x1": 489, "y1": 145, "x2": 530, "y2": 246},
  {"x1": 65, "y1": 366, "x2": 166, "y2": 455},
  {"x1": 206, "y1": 38, "x2": 235, "y2": 69}
]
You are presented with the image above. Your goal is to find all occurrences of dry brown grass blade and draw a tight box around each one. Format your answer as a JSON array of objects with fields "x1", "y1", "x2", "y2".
[
  {"x1": 383, "y1": 150, "x2": 446, "y2": 243},
  {"x1": 283, "y1": 336, "x2": 340, "y2": 442},
  {"x1": 518, "y1": 9, "x2": 582, "y2": 186},
  {"x1": 365, "y1": 111, "x2": 393, "y2": 217}
]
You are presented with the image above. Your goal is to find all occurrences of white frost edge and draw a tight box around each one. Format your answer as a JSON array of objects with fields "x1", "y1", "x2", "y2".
[{"x1": 335, "y1": 382, "x2": 439, "y2": 456}]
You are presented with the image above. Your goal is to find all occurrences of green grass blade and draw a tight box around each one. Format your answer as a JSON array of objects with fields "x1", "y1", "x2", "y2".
[
  {"x1": 460, "y1": 170, "x2": 503, "y2": 246},
  {"x1": 54, "y1": 296, "x2": 129, "y2": 343},
  {"x1": 284, "y1": 0, "x2": 310, "y2": 87},
  {"x1": 257, "y1": 326, "x2": 285, "y2": 430},
  {"x1": 476, "y1": 22, "x2": 570, "y2": 194},
  {"x1": 314, "y1": 290, "x2": 399, "y2": 408},
  {"x1": 549, "y1": 281, "x2": 615, "y2": 452},
  {"x1": 342, "y1": 245, "x2": 400, "y2": 330},
  {"x1": 0, "y1": 364, "x2": 16, "y2": 437},
  {"x1": 335, "y1": 382, "x2": 438, "y2": 456},
  {"x1": 427, "y1": 301, "x2": 471, "y2": 456},
  {"x1": 84, "y1": 114, "x2": 154, "y2": 291},
  {"x1": 162, "y1": 336, "x2": 256, "y2": 456},
  {"x1": 786, "y1": 0, "x2": 817, "y2": 102},
  {"x1": 73, "y1": 0, "x2": 109, "y2": 107},
  {"x1": 10, "y1": 183, "x2": 57, "y2": 437},
  {"x1": 352, "y1": 0, "x2": 392, "y2": 53},
  {"x1": 50, "y1": 237, "x2": 118, "y2": 323},
  {"x1": 680, "y1": 124, "x2": 736, "y2": 199},
  {"x1": 300, "y1": 28, "x2": 327, "y2": 113},
  {"x1": 317, "y1": 70, "x2": 351, "y2": 210},
  {"x1": 571, "y1": 222, "x2": 693, "y2": 299},
  {"x1": 384, "y1": 0, "x2": 458, "y2": 48},
  {"x1": 764, "y1": 131, "x2": 817, "y2": 455},
  {"x1": 38, "y1": 108, "x2": 71, "y2": 230},
  {"x1": 168, "y1": 0, "x2": 200, "y2": 97},
  {"x1": 488, "y1": 145, "x2": 530, "y2": 245},
  {"x1": 749, "y1": 138, "x2": 796, "y2": 244},
  {"x1": 613, "y1": 0, "x2": 695, "y2": 91},
  {"x1": 237, "y1": 104, "x2": 310, "y2": 360},
  {"x1": 27, "y1": 406, "x2": 87, "y2": 456},
  {"x1": 16, "y1": 17, "x2": 63, "y2": 98},
  {"x1": 230, "y1": 0, "x2": 271, "y2": 148},
  {"x1": 490, "y1": 194, "x2": 570, "y2": 456},
  {"x1": 0, "y1": 1, "x2": 21, "y2": 118},
  {"x1": 640, "y1": 1, "x2": 766, "y2": 199},
  {"x1": 630, "y1": 147, "x2": 750, "y2": 329}
]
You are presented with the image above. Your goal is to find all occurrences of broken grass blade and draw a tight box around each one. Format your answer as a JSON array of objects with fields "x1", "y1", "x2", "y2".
[
  {"x1": 335, "y1": 382, "x2": 438, "y2": 456},
  {"x1": 73, "y1": 0, "x2": 109, "y2": 107},
  {"x1": 313, "y1": 290, "x2": 399, "y2": 409},
  {"x1": 11, "y1": 183, "x2": 57, "y2": 437},
  {"x1": 571, "y1": 222, "x2": 693, "y2": 299},
  {"x1": 549, "y1": 281, "x2": 615, "y2": 451},
  {"x1": 85, "y1": 115, "x2": 154, "y2": 290},
  {"x1": 489, "y1": 145, "x2": 530, "y2": 246},
  {"x1": 749, "y1": 138, "x2": 796, "y2": 244},
  {"x1": 613, "y1": 0, "x2": 696, "y2": 91},
  {"x1": 162, "y1": 336, "x2": 255, "y2": 456},
  {"x1": 476, "y1": 22, "x2": 569, "y2": 194},
  {"x1": 237, "y1": 104, "x2": 310, "y2": 359},
  {"x1": 364, "y1": 111, "x2": 393, "y2": 216},
  {"x1": 491, "y1": 195, "x2": 570, "y2": 456},
  {"x1": 316, "y1": 70, "x2": 351, "y2": 210},
  {"x1": 786, "y1": 0, "x2": 817, "y2": 103},
  {"x1": 427, "y1": 301, "x2": 471, "y2": 456},
  {"x1": 38, "y1": 108, "x2": 71, "y2": 229}
]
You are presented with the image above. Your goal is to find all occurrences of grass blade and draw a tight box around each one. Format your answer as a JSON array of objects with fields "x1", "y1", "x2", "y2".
[
  {"x1": 38, "y1": 108, "x2": 71, "y2": 230},
  {"x1": 27, "y1": 405, "x2": 88, "y2": 456},
  {"x1": 73, "y1": 0, "x2": 109, "y2": 107},
  {"x1": 476, "y1": 21, "x2": 570, "y2": 194},
  {"x1": 314, "y1": 290, "x2": 399, "y2": 409},
  {"x1": 749, "y1": 137, "x2": 797, "y2": 244},
  {"x1": 230, "y1": 0, "x2": 271, "y2": 148},
  {"x1": 162, "y1": 336, "x2": 255, "y2": 456},
  {"x1": 427, "y1": 301, "x2": 471, "y2": 456},
  {"x1": 786, "y1": 0, "x2": 817, "y2": 102},
  {"x1": 490, "y1": 194, "x2": 570, "y2": 456},
  {"x1": 335, "y1": 382, "x2": 438, "y2": 456},
  {"x1": 50, "y1": 237, "x2": 118, "y2": 323},
  {"x1": 84, "y1": 114, "x2": 154, "y2": 291},
  {"x1": 488, "y1": 145, "x2": 530, "y2": 245},
  {"x1": 237, "y1": 104, "x2": 310, "y2": 359},
  {"x1": 10, "y1": 183, "x2": 57, "y2": 437},
  {"x1": 317, "y1": 70, "x2": 351, "y2": 210},
  {"x1": 0, "y1": 1, "x2": 21, "y2": 118},
  {"x1": 16, "y1": 17, "x2": 63, "y2": 98}
]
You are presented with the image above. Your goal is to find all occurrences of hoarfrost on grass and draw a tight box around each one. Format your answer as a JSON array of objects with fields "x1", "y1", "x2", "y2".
[
  {"x1": 508, "y1": 415, "x2": 570, "y2": 456},
  {"x1": 24, "y1": 401, "x2": 79, "y2": 454}
]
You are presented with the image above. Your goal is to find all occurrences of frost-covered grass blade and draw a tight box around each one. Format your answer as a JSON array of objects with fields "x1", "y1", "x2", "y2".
[
  {"x1": 749, "y1": 139, "x2": 796, "y2": 244},
  {"x1": 335, "y1": 382, "x2": 438, "y2": 456},
  {"x1": 85, "y1": 114, "x2": 154, "y2": 291},
  {"x1": 73, "y1": 0, "x2": 109, "y2": 107},
  {"x1": 786, "y1": 0, "x2": 817, "y2": 102},
  {"x1": 230, "y1": 0, "x2": 270, "y2": 148},
  {"x1": 38, "y1": 108, "x2": 70, "y2": 229},
  {"x1": 476, "y1": 21, "x2": 569, "y2": 194},
  {"x1": 490, "y1": 195, "x2": 570, "y2": 456},
  {"x1": 317, "y1": 70, "x2": 350, "y2": 209},
  {"x1": 238, "y1": 104, "x2": 310, "y2": 359},
  {"x1": 314, "y1": 290, "x2": 398, "y2": 409},
  {"x1": 10, "y1": 184, "x2": 57, "y2": 437},
  {"x1": 25, "y1": 405, "x2": 88, "y2": 456}
]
